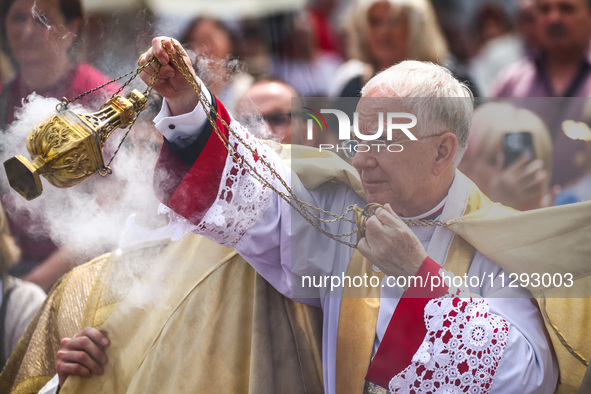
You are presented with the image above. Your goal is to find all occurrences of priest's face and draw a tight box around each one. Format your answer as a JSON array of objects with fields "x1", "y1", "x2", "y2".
[{"x1": 352, "y1": 97, "x2": 448, "y2": 217}]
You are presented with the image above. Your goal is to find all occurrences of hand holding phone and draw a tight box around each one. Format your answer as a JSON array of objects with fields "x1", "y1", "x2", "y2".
[{"x1": 503, "y1": 132, "x2": 534, "y2": 168}]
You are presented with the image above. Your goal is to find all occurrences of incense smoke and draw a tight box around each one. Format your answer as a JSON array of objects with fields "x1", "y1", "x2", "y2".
[
  {"x1": 0, "y1": 9, "x2": 252, "y2": 308},
  {"x1": 0, "y1": 93, "x2": 167, "y2": 259}
]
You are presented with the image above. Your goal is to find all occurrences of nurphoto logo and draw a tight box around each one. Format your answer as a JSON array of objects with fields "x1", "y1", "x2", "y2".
[{"x1": 303, "y1": 107, "x2": 418, "y2": 156}]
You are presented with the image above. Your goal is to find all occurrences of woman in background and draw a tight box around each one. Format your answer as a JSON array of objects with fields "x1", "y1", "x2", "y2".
[
  {"x1": 0, "y1": 0, "x2": 118, "y2": 291},
  {"x1": 459, "y1": 101, "x2": 554, "y2": 211},
  {"x1": 181, "y1": 17, "x2": 253, "y2": 112},
  {"x1": 331, "y1": 0, "x2": 469, "y2": 97},
  {"x1": 0, "y1": 0, "x2": 117, "y2": 128}
]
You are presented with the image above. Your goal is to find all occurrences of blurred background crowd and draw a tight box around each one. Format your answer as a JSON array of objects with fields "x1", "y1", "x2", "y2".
[{"x1": 1, "y1": 0, "x2": 591, "y2": 370}]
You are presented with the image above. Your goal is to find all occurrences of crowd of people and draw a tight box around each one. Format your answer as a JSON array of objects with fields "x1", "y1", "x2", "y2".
[{"x1": 0, "y1": 0, "x2": 591, "y2": 393}]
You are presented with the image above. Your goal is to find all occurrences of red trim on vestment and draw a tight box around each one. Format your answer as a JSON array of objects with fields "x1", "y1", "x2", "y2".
[
  {"x1": 365, "y1": 256, "x2": 448, "y2": 388},
  {"x1": 154, "y1": 95, "x2": 231, "y2": 224}
]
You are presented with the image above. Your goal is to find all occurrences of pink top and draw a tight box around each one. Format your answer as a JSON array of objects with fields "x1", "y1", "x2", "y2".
[{"x1": 491, "y1": 48, "x2": 591, "y2": 186}]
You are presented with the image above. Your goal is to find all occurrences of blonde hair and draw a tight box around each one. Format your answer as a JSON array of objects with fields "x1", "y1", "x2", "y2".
[
  {"x1": 0, "y1": 201, "x2": 20, "y2": 274},
  {"x1": 344, "y1": 0, "x2": 448, "y2": 66}
]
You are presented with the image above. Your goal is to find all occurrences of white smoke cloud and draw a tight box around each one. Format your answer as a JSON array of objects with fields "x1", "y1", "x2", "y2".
[
  {"x1": 0, "y1": 93, "x2": 166, "y2": 265},
  {"x1": 0, "y1": 8, "x2": 254, "y2": 307}
]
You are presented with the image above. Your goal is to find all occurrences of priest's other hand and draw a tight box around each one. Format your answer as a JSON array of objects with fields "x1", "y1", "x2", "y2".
[
  {"x1": 139, "y1": 36, "x2": 200, "y2": 117},
  {"x1": 357, "y1": 203, "x2": 428, "y2": 279},
  {"x1": 56, "y1": 327, "x2": 110, "y2": 387}
]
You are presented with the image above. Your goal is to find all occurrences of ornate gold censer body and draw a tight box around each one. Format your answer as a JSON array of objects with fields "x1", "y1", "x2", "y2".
[{"x1": 4, "y1": 90, "x2": 147, "y2": 200}]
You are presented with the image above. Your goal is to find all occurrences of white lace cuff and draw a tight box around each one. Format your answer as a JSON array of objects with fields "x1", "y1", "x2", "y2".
[
  {"x1": 161, "y1": 118, "x2": 277, "y2": 246},
  {"x1": 389, "y1": 296, "x2": 510, "y2": 393}
]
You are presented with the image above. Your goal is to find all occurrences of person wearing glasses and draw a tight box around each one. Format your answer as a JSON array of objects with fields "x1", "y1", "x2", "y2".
[{"x1": 235, "y1": 79, "x2": 299, "y2": 144}]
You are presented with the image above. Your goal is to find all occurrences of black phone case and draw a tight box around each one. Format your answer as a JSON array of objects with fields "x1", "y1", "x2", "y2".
[{"x1": 503, "y1": 132, "x2": 534, "y2": 168}]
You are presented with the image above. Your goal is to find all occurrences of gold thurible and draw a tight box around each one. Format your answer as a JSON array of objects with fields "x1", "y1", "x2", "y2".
[{"x1": 4, "y1": 90, "x2": 147, "y2": 200}]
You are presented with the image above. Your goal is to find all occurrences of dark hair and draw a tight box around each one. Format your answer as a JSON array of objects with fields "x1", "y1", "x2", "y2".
[
  {"x1": 181, "y1": 17, "x2": 235, "y2": 55},
  {"x1": 1, "y1": 0, "x2": 84, "y2": 24},
  {"x1": 1, "y1": 0, "x2": 85, "y2": 62}
]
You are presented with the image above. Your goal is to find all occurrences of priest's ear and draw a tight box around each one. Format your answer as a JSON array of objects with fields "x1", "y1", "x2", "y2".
[{"x1": 433, "y1": 132, "x2": 458, "y2": 176}]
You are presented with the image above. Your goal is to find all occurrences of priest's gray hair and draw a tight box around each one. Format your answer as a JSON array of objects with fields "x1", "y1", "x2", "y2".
[{"x1": 361, "y1": 60, "x2": 474, "y2": 166}]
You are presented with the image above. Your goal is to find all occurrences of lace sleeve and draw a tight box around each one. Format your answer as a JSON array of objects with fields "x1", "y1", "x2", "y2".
[
  {"x1": 388, "y1": 296, "x2": 510, "y2": 394},
  {"x1": 161, "y1": 118, "x2": 278, "y2": 247}
]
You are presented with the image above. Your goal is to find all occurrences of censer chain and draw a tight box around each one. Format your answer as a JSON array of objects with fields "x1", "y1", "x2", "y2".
[
  {"x1": 163, "y1": 44, "x2": 359, "y2": 241},
  {"x1": 162, "y1": 42, "x2": 447, "y2": 248},
  {"x1": 60, "y1": 42, "x2": 445, "y2": 249},
  {"x1": 57, "y1": 57, "x2": 163, "y2": 171},
  {"x1": 104, "y1": 61, "x2": 163, "y2": 168},
  {"x1": 164, "y1": 44, "x2": 355, "y2": 223},
  {"x1": 60, "y1": 57, "x2": 160, "y2": 108}
]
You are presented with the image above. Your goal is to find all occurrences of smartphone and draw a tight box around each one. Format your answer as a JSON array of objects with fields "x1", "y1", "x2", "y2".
[{"x1": 503, "y1": 132, "x2": 534, "y2": 168}]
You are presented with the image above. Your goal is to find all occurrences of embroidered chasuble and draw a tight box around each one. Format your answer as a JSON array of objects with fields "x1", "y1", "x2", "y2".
[{"x1": 0, "y1": 234, "x2": 324, "y2": 394}]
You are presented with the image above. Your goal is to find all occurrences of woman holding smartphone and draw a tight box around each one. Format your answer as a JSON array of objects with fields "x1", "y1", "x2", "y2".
[{"x1": 459, "y1": 101, "x2": 555, "y2": 211}]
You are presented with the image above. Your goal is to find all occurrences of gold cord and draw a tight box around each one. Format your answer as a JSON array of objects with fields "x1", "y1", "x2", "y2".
[
  {"x1": 539, "y1": 294, "x2": 589, "y2": 367},
  {"x1": 61, "y1": 41, "x2": 442, "y2": 248}
]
